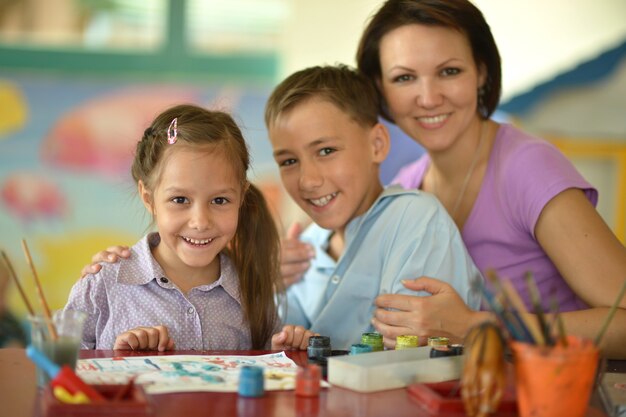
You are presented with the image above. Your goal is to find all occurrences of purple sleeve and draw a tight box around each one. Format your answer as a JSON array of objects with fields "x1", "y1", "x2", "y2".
[
  {"x1": 64, "y1": 274, "x2": 108, "y2": 350},
  {"x1": 503, "y1": 139, "x2": 598, "y2": 238},
  {"x1": 391, "y1": 155, "x2": 429, "y2": 189}
]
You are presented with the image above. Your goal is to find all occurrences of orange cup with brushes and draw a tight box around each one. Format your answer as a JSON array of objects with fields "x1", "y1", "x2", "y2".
[{"x1": 511, "y1": 336, "x2": 599, "y2": 417}]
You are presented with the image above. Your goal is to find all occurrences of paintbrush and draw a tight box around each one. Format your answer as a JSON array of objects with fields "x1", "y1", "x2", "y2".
[
  {"x1": 524, "y1": 272, "x2": 552, "y2": 345},
  {"x1": 548, "y1": 291, "x2": 567, "y2": 347},
  {"x1": 594, "y1": 280, "x2": 626, "y2": 347},
  {"x1": 1, "y1": 250, "x2": 35, "y2": 315},
  {"x1": 21, "y1": 239, "x2": 57, "y2": 340},
  {"x1": 500, "y1": 280, "x2": 544, "y2": 345},
  {"x1": 472, "y1": 277, "x2": 525, "y2": 341}
]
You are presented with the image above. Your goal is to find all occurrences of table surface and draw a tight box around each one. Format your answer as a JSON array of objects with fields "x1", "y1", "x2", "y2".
[{"x1": 0, "y1": 348, "x2": 622, "y2": 417}]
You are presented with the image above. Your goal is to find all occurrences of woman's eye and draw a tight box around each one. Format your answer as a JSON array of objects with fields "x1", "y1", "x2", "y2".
[
  {"x1": 441, "y1": 67, "x2": 461, "y2": 77},
  {"x1": 279, "y1": 158, "x2": 296, "y2": 167},
  {"x1": 172, "y1": 196, "x2": 188, "y2": 204},
  {"x1": 393, "y1": 74, "x2": 414, "y2": 83},
  {"x1": 319, "y1": 147, "x2": 335, "y2": 156},
  {"x1": 212, "y1": 197, "x2": 229, "y2": 205}
]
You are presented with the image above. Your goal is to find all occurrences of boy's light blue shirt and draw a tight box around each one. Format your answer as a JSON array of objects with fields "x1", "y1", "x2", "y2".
[{"x1": 282, "y1": 185, "x2": 482, "y2": 349}]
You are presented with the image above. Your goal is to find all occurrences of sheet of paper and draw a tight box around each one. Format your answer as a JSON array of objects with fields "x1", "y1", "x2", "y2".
[{"x1": 76, "y1": 352, "x2": 301, "y2": 394}]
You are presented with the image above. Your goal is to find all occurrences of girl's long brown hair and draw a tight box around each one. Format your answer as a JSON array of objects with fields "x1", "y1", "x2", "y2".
[{"x1": 132, "y1": 104, "x2": 283, "y2": 349}]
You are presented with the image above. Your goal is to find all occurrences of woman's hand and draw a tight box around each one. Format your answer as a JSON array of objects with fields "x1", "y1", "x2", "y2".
[
  {"x1": 280, "y1": 223, "x2": 315, "y2": 288},
  {"x1": 80, "y1": 245, "x2": 131, "y2": 278},
  {"x1": 372, "y1": 277, "x2": 492, "y2": 348},
  {"x1": 271, "y1": 325, "x2": 317, "y2": 350},
  {"x1": 114, "y1": 325, "x2": 175, "y2": 352}
]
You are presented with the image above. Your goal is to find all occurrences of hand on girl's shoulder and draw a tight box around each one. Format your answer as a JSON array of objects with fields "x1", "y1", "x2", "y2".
[{"x1": 79, "y1": 245, "x2": 131, "y2": 280}]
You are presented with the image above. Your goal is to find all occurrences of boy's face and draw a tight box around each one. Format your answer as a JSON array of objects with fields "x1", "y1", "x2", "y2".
[{"x1": 269, "y1": 97, "x2": 389, "y2": 236}]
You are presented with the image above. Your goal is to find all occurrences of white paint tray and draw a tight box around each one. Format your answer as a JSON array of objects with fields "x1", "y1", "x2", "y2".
[{"x1": 327, "y1": 346, "x2": 462, "y2": 393}]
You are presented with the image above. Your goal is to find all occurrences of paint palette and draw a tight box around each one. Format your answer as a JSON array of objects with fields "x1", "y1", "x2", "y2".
[
  {"x1": 327, "y1": 347, "x2": 462, "y2": 393},
  {"x1": 41, "y1": 384, "x2": 151, "y2": 417}
]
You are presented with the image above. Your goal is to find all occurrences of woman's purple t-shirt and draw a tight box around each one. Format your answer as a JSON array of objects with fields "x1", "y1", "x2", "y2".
[{"x1": 392, "y1": 123, "x2": 597, "y2": 312}]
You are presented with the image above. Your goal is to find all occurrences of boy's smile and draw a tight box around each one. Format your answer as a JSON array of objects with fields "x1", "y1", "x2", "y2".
[{"x1": 269, "y1": 97, "x2": 388, "y2": 238}]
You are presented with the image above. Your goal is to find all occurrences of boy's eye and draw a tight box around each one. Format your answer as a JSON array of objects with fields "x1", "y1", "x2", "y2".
[
  {"x1": 171, "y1": 196, "x2": 188, "y2": 204},
  {"x1": 279, "y1": 158, "x2": 296, "y2": 167},
  {"x1": 441, "y1": 67, "x2": 461, "y2": 77},
  {"x1": 319, "y1": 147, "x2": 335, "y2": 156},
  {"x1": 212, "y1": 197, "x2": 229, "y2": 205}
]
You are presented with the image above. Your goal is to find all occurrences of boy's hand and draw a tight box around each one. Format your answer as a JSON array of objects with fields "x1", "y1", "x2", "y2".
[
  {"x1": 271, "y1": 325, "x2": 316, "y2": 350},
  {"x1": 280, "y1": 222, "x2": 315, "y2": 288},
  {"x1": 113, "y1": 325, "x2": 175, "y2": 352},
  {"x1": 80, "y1": 245, "x2": 131, "y2": 278}
]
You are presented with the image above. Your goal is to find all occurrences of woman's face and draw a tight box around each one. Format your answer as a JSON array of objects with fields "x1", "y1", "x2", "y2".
[{"x1": 379, "y1": 24, "x2": 485, "y2": 154}]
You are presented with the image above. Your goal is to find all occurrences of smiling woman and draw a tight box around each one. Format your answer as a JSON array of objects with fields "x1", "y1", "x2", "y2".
[{"x1": 353, "y1": 0, "x2": 626, "y2": 358}]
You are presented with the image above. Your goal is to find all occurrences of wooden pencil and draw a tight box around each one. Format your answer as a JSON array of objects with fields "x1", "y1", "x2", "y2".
[
  {"x1": 1, "y1": 249, "x2": 35, "y2": 315},
  {"x1": 21, "y1": 239, "x2": 57, "y2": 340}
]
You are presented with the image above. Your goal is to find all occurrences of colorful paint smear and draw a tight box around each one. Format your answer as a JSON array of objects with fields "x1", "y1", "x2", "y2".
[
  {"x1": 1, "y1": 172, "x2": 67, "y2": 222},
  {"x1": 0, "y1": 80, "x2": 27, "y2": 137},
  {"x1": 40, "y1": 87, "x2": 199, "y2": 177}
]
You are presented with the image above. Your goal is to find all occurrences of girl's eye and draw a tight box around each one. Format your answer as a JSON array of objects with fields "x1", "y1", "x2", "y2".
[
  {"x1": 319, "y1": 147, "x2": 335, "y2": 156},
  {"x1": 441, "y1": 67, "x2": 461, "y2": 77},
  {"x1": 212, "y1": 197, "x2": 229, "y2": 205},
  {"x1": 279, "y1": 158, "x2": 296, "y2": 167},
  {"x1": 172, "y1": 196, "x2": 188, "y2": 204}
]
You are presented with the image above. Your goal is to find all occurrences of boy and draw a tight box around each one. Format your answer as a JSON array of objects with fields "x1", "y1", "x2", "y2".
[{"x1": 265, "y1": 65, "x2": 481, "y2": 349}]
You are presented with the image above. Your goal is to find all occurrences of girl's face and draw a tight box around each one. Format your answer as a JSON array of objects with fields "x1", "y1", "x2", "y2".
[
  {"x1": 378, "y1": 24, "x2": 485, "y2": 154},
  {"x1": 140, "y1": 145, "x2": 243, "y2": 279}
]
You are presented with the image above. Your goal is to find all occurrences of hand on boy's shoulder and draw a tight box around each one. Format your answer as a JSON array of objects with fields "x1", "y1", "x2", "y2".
[
  {"x1": 79, "y1": 246, "x2": 131, "y2": 280},
  {"x1": 280, "y1": 223, "x2": 315, "y2": 288}
]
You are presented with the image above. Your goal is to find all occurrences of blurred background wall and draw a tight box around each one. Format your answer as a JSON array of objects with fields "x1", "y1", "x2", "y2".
[{"x1": 1, "y1": 0, "x2": 625, "y2": 316}]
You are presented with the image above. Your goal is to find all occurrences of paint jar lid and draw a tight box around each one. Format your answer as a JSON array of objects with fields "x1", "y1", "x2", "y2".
[
  {"x1": 396, "y1": 335, "x2": 419, "y2": 349},
  {"x1": 427, "y1": 336, "x2": 449, "y2": 347},
  {"x1": 308, "y1": 335, "x2": 331, "y2": 347},
  {"x1": 350, "y1": 343, "x2": 373, "y2": 355}
]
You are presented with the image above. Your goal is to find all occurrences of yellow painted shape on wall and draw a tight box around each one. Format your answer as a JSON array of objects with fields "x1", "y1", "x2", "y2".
[
  {"x1": 7, "y1": 229, "x2": 140, "y2": 316},
  {"x1": 0, "y1": 80, "x2": 28, "y2": 136}
]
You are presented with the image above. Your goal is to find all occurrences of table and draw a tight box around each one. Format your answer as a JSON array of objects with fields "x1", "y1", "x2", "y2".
[{"x1": 0, "y1": 348, "x2": 621, "y2": 417}]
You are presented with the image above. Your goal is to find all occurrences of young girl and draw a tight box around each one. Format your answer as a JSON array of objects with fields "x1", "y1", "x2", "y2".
[{"x1": 65, "y1": 104, "x2": 311, "y2": 351}]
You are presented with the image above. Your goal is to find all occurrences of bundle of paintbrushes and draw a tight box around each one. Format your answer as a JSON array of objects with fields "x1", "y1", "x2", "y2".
[{"x1": 472, "y1": 269, "x2": 626, "y2": 348}]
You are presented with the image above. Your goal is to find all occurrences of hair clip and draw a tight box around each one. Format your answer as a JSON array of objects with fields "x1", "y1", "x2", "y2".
[{"x1": 167, "y1": 118, "x2": 178, "y2": 145}]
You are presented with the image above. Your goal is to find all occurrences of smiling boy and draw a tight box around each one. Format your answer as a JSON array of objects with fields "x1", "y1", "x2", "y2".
[{"x1": 265, "y1": 65, "x2": 481, "y2": 349}]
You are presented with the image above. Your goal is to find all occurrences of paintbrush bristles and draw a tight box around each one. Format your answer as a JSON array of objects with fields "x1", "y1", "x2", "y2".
[
  {"x1": 21, "y1": 239, "x2": 57, "y2": 340},
  {"x1": 1, "y1": 250, "x2": 35, "y2": 315}
]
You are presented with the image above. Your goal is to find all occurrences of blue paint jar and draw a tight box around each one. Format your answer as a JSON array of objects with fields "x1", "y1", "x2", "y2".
[
  {"x1": 350, "y1": 343, "x2": 373, "y2": 355},
  {"x1": 238, "y1": 365, "x2": 264, "y2": 397}
]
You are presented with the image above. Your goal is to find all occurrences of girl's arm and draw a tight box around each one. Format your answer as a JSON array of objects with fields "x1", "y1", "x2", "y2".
[{"x1": 535, "y1": 188, "x2": 626, "y2": 358}]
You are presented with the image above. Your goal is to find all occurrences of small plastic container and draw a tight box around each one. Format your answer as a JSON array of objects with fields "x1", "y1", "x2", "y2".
[
  {"x1": 238, "y1": 366, "x2": 265, "y2": 398},
  {"x1": 307, "y1": 336, "x2": 331, "y2": 360},
  {"x1": 360, "y1": 332, "x2": 383, "y2": 352},
  {"x1": 395, "y1": 335, "x2": 419, "y2": 350},
  {"x1": 427, "y1": 336, "x2": 449, "y2": 347},
  {"x1": 295, "y1": 364, "x2": 321, "y2": 397},
  {"x1": 350, "y1": 343, "x2": 373, "y2": 355}
]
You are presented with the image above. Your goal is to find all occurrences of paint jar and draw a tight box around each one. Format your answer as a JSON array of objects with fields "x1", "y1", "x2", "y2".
[
  {"x1": 238, "y1": 366, "x2": 264, "y2": 397},
  {"x1": 350, "y1": 343, "x2": 373, "y2": 355},
  {"x1": 511, "y1": 336, "x2": 599, "y2": 417},
  {"x1": 296, "y1": 364, "x2": 321, "y2": 397},
  {"x1": 361, "y1": 332, "x2": 383, "y2": 352},
  {"x1": 430, "y1": 343, "x2": 464, "y2": 358},
  {"x1": 307, "y1": 336, "x2": 331, "y2": 360},
  {"x1": 395, "y1": 335, "x2": 419, "y2": 349},
  {"x1": 427, "y1": 336, "x2": 449, "y2": 348}
]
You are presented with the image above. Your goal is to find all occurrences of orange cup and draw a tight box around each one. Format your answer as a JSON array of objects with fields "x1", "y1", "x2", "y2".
[{"x1": 511, "y1": 336, "x2": 599, "y2": 417}]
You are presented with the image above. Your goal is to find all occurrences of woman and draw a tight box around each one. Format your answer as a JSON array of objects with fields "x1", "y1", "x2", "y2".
[{"x1": 352, "y1": 0, "x2": 626, "y2": 358}]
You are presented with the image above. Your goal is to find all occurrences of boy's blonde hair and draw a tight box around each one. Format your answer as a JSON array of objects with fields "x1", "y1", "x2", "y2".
[{"x1": 264, "y1": 64, "x2": 380, "y2": 129}]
